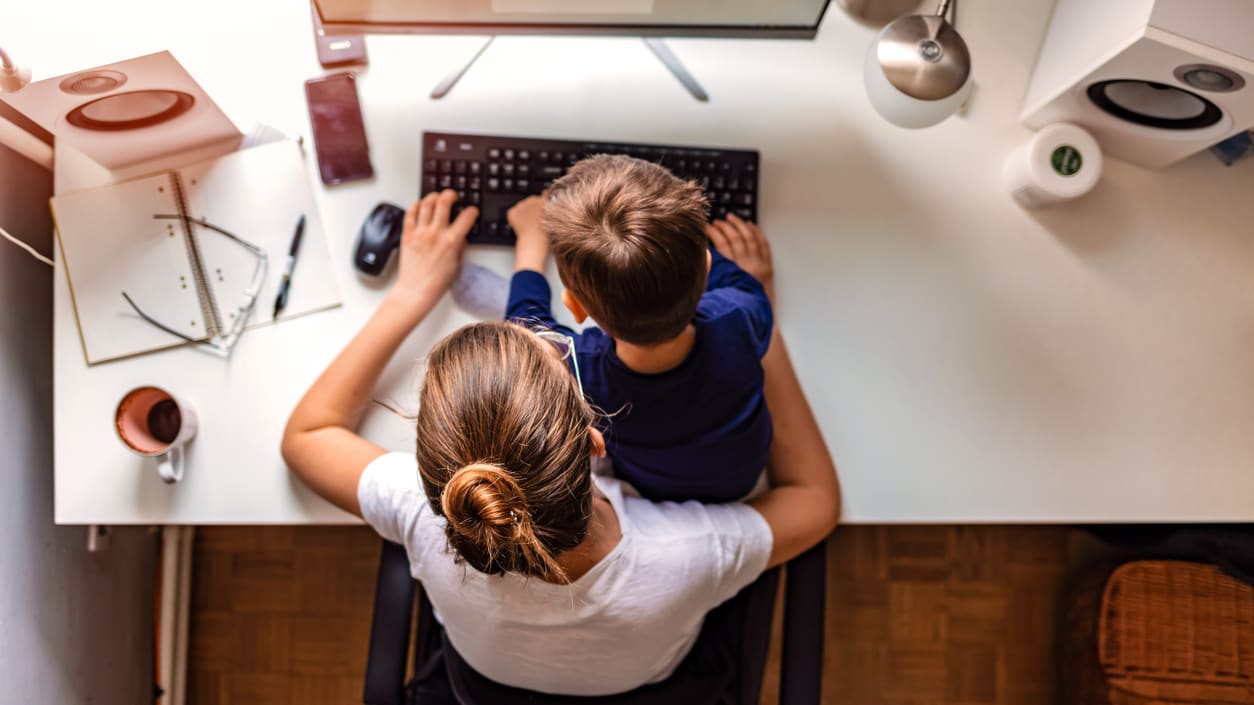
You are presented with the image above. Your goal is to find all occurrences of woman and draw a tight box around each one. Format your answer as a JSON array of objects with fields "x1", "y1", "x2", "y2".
[{"x1": 281, "y1": 190, "x2": 840, "y2": 696}]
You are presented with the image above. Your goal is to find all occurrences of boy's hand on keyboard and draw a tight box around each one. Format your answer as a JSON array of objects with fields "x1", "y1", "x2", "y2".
[
  {"x1": 509, "y1": 195, "x2": 549, "y2": 273},
  {"x1": 707, "y1": 214, "x2": 774, "y2": 301}
]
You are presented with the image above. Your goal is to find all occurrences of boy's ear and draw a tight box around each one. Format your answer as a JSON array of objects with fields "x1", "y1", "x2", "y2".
[
  {"x1": 589, "y1": 426, "x2": 607, "y2": 458},
  {"x1": 562, "y1": 290, "x2": 589, "y2": 324},
  {"x1": 706, "y1": 249, "x2": 712, "y2": 275}
]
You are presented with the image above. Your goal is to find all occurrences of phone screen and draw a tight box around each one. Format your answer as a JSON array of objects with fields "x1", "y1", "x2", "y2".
[{"x1": 305, "y1": 73, "x2": 373, "y2": 185}]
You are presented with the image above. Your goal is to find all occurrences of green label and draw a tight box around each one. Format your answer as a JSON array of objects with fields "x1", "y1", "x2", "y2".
[{"x1": 1051, "y1": 145, "x2": 1082, "y2": 176}]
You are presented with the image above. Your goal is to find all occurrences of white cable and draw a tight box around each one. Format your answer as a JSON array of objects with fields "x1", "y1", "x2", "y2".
[{"x1": 0, "y1": 224, "x2": 53, "y2": 267}]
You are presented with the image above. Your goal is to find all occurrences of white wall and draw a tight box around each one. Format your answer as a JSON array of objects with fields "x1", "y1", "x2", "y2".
[{"x1": 0, "y1": 141, "x2": 154, "y2": 702}]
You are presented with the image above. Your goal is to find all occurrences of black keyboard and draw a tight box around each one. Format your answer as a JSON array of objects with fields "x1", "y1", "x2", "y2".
[{"x1": 420, "y1": 131, "x2": 759, "y2": 246}]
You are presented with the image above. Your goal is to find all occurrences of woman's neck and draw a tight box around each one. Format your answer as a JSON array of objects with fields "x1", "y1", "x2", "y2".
[
  {"x1": 614, "y1": 324, "x2": 697, "y2": 375},
  {"x1": 553, "y1": 491, "x2": 621, "y2": 583}
]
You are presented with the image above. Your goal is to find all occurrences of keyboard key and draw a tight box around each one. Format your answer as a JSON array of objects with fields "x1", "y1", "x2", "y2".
[
  {"x1": 503, "y1": 149, "x2": 515, "y2": 160},
  {"x1": 469, "y1": 162, "x2": 482, "y2": 175},
  {"x1": 423, "y1": 159, "x2": 438, "y2": 173},
  {"x1": 540, "y1": 165, "x2": 564, "y2": 178},
  {"x1": 713, "y1": 176, "x2": 725, "y2": 190},
  {"x1": 503, "y1": 178, "x2": 514, "y2": 191},
  {"x1": 423, "y1": 175, "x2": 437, "y2": 191},
  {"x1": 439, "y1": 174, "x2": 452, "y2": 189},
  {"x1": 454, "y1": 161, "x2": 467, "y2": 175},
  {"x1": 488, "y1": 163, "x2": 500, "y2": 176},
  {"x1": 487, "y1": 177, "x2": 500, "y2": 191},
  {"x1": 538, "y1": 151, "x2": 549, "y2": 162},
  {"x1": 518, "y1": 150, "x2": 530, "y2": 160},
  {"x1": 740, "y1": 193, "x2": 754, "y2": 206},
  {"x1": 503, "y1": 163, "x2": 515, "y2": 176},
  {"x1": 455, "y1": 175, "x2": 467, "y2": 189},
  {"x1": 517, "y1": 179, "x2": 530, "y2": 193},
  {"x1": 440, "y1": 159, "x2": 453, "y2": 173},
  {"x1": 517, "y1": 164, "x2": 530, "y2": 177},
  {"x1": 735, "y1": 208, "x2": 752, "y2": 219},
  {"x1": 719, "y1": 191, "x2": 732, "y2": 204},
  {"x1": 552, "y1": 151, "x2": 564, "y2": 163},
  {"x1": 469, "y1": 191, "x2": 481, "y2": 205},
  {"x1": 469, "y1": 177, "x2": 481, "y2": 190},
  {"x1": 728, "y1": 177, "x2": 740, "y2": 190},
  {"x1": 488, "y1": 148, "x2": 501, "y2": 159}
]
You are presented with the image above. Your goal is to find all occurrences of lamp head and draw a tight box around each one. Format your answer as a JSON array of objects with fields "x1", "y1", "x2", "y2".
[
  {"x1": 0, "y1": 63, "x2": 31, "y2": 93},
  {"x1": 864, "y1": 13, "x2": 972, "y2": 128}
]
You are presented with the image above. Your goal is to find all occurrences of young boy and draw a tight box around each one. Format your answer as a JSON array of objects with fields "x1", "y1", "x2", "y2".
[{"x1": 506, "y1": 154, "x2": 773, "y2": 503}]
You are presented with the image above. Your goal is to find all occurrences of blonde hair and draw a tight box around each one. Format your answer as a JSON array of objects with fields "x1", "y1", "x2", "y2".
[{"x1": 415, "y1": 321, "x2": 594, "y2": 583}]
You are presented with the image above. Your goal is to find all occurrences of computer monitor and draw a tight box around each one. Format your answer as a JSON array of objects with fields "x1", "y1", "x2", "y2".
[{"x1": 313, "y1": 0, "x2": 833, "y2": 39}]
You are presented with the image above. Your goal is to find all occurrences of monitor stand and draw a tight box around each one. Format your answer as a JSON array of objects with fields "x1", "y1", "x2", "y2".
[{"x1": 430, "y1": 37, "x2": 709, "y2": 102}]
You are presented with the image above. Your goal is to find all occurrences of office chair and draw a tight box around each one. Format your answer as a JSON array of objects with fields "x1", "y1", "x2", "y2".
[{"x1": 362, "y1": 538, "x2": 828, "y2": 705}]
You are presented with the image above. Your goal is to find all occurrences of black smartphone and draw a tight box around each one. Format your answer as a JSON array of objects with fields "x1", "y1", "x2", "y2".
[{"x1": 305, "y1": 73, "x2": 373, "y2": 185}]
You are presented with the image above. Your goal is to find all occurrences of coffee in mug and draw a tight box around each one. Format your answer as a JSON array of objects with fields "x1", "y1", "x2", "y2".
[{"x1": 114, "y1": 386, "x2": 198, "y2": 483}]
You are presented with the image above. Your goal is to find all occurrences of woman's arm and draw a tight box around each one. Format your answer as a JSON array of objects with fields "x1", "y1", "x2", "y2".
[
  {"x1": 749, "y1": 328, "x2": 842, "y2": 567},
  {"x1": 281, "y1": 190, "x2": 478, "y2": 515},
  {"x1": 708, "y1": 217, "x2": 840, "y2": 568}
]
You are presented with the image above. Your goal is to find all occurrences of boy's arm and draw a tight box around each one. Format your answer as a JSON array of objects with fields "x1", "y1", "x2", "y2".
[
  {"x1": 510, "y1": 195, "x2": 548, "y2": 275},
  {"x1": 706, "y1": 215, "x2": 774, "y2": 356},
  {"x1": 505, "y1": 195, "x2": 576, "y2": 336},
  {"x1": 505, "y1": 270, "x2": 576, "y2": 337}
]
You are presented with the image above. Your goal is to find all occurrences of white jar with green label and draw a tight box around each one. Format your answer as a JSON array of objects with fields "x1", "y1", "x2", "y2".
[{"x1": 1003, "y1": 122, "x2": 1103, "y2": 208}]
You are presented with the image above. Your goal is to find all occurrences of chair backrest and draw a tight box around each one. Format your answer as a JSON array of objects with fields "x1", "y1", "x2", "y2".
[{"x1": 363, "y1": 539, "x2": 828, "y2": 705}]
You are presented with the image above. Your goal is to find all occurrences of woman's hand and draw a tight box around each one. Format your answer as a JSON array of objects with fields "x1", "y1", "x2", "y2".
[{"x1": 388, "y1": 189, "x2": 479, "y2": 315}]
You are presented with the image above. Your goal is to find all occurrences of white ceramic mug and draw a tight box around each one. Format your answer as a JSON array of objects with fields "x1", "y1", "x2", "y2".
[{"x1": 114, "y1": 386, "x2": 198, "y2": 483}]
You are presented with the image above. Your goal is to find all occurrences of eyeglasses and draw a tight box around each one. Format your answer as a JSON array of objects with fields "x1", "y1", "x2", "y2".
[
  {"x1": 122, "y1": 214, "x2": 268, "y2": 356},
  {"x1": 535, "y1": 330, "x2": 584, "y2": 395}
]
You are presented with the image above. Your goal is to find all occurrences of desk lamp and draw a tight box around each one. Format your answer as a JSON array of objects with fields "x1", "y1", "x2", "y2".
[
  {"x1": 862, "y1": 0, "x2": 972, "y2": 128},
  {"x1": 0, "y1": 45, "x2": 51, "y2": 171},
  {"x1": 0, "y1": 46, "x2": 31, "y2": 92}
]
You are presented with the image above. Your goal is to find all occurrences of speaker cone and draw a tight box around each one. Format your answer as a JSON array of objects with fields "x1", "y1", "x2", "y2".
[
  {"x1": 1087, "y1": 79, "x2": 1222, "y2": 130},
  {"x1": 59, "y1": 69, "x2": 128, "y2": 95},
  {"x1": 64, "y1": 90, "x2": 195, "y2": 131}
]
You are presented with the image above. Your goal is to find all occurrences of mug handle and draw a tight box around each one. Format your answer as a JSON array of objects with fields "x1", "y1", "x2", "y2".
[{"x1": 157, "y1": 445, "x2": 184, "y2": 484}]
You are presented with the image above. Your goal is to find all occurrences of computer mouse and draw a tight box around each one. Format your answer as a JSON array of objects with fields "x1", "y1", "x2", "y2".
[{"x1": 353, "y1": 202, "x2": 405, "y2": 276}]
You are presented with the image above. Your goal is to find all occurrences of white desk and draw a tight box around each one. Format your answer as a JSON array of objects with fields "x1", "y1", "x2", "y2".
[{"x1": 16, "y1": 0, "x2": 1254, "y2": 525}]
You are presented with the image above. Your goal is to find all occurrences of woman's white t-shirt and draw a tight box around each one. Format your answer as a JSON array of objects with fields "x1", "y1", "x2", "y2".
[{"x1": 357, "y1": 452, "x2": 773, "y2": 697}]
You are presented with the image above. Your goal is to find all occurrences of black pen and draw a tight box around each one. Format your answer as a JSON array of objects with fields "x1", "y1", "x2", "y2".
[{"x1": 272, "y1": 215, "x2": 306, "y2": 319}]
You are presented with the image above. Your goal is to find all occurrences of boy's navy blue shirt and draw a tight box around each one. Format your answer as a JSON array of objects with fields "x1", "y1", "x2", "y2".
[{"x1": 505, "y1": 248, "x2": 773, "y2": 503}]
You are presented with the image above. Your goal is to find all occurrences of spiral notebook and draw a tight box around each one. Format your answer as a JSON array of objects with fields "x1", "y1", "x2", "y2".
[{"x1": 51, "y1": 139, "x2": 341, "y2": 364}]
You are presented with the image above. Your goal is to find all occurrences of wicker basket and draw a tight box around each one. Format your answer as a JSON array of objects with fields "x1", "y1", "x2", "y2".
[{"x1": 1063, "y1": 560, "x2": 1254, "y2": 705}]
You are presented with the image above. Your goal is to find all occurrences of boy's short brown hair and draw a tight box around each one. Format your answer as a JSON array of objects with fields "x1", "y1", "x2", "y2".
[{"x1": 543, "y1": 154, "x2": 709, "y2": 346}]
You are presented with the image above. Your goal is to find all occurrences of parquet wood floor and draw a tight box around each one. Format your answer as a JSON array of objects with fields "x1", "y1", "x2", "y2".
[{"x1": 188, "y1": 525, "x2": 1070, "y2": 705}]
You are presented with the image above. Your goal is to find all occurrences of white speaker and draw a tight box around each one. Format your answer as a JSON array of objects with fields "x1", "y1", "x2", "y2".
[
  {"x1": 1020, "y1": 0, "x2": 1254, "y2": 169},
  {"x1": 0, "y1": 51, "x2": 240, "y2": 172}
]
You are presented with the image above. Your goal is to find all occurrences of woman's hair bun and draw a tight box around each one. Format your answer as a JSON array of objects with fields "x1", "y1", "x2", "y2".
[{"x1": 440, "y1": 463, "x2": 567, "y2": 582}]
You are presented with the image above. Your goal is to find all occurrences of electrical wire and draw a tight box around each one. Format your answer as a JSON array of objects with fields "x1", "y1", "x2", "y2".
[{"x1": 0, "y1": 224, "x2": 54, "y2": 267}]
